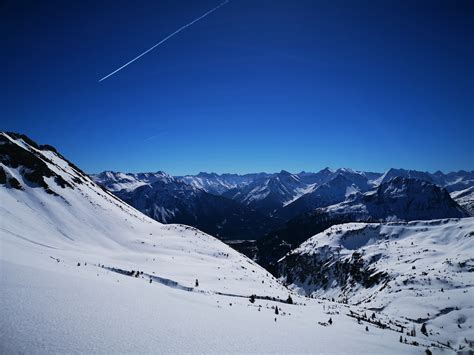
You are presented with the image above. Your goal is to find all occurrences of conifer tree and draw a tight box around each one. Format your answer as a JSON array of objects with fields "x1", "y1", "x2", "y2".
[{"x1": 421, "y1": 323, "x2": 428, "y2": 336}]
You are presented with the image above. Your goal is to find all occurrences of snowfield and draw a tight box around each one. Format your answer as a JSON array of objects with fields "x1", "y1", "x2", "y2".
[{"x1": 0, "y1": 132, "x2": 471, "y2": 353}]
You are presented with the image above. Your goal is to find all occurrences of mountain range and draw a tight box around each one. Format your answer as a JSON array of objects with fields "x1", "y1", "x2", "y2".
[
  {"x1": 93, "y1": 168, "x2": 473, "y2": 223},
  {"x1": 92, "y1": 166, "x2": 472, "y2": 265}
]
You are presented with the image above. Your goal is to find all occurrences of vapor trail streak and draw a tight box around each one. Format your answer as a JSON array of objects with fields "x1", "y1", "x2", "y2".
[{"x1": 98, "y1": 0, "x2": 229, "y2": 82}]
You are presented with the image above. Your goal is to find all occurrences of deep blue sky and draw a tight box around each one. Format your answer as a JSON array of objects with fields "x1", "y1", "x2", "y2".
[{"x1": 2, "y1": 0, "x2": 473, "y2": 174}]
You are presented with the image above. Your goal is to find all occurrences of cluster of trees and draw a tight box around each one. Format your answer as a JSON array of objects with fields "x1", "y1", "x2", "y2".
[{"x1": 248, "y1": 294, "x2": 294, "y2": 305}]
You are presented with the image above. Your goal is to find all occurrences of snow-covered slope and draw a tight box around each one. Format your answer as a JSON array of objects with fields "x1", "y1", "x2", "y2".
[
  {"x1": 435, "y1": 170, "x2": 474, "y2": 192},
  {"x1": 0, "y1": 132, "x2": 283, "y2": 296},
  {"x1": 278, "y1": 218, "x2": 474, "y2": 351},
  {"x1": 451, "y1": 186, "x2": 474, "y2": 215},
  {"x1": 91, "y1": 170, "x2": 174, "y2": 192}
]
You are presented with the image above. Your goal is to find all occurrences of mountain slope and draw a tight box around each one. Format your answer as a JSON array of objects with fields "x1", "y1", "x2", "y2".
[
  {"x1": 278, "y1": 218, "x2": 474, "y2": 350},
  {"x1": 451, "y1": 186, "x2": 474, "y2": 215},
  {"x1": 0, "y1": 132, "x2": 284, "y2": 296},
  {"x1": 224, "y1": 170, "x2": 311, "y2": 216}
]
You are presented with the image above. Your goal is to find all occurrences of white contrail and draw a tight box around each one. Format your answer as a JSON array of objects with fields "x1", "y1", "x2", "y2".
[{"x1": 99, "y1": 0, "x2": 229, "y2": 82}]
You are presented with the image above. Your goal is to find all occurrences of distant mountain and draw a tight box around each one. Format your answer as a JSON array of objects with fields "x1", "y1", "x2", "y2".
[
  {"x1": 376, "y1": 168, "x2": 474, "y2": 192},
  {"x1": 222, "y1": 170, "x2": 311, "y2": 216},
  {"x1": 94, "y1": 171, "x2": 277, "y2": 240},
  {"x1": 276, "y1": 170, "x2": 372, "y2": 221},
  {"x1": 295, "y1": 168, "x2": 338, "y2": 185},
  {"x1": 375, "y1": 168, "x2": 435, "y2": 185},
  {"x1": 177, "y1": 172, "x2": 271, "y2": 195},
  {"x1": 92, "y1": 171, "x2": 174, "y2": 192},
  {"x1": 325, "y1": 176, "x2": 468, "y2": 221},
  {"x1": 439, "y1": 170, "x2": 474, "y2": 192},
  {"x1": 451, "y1": 186, "x2": 474, "y2": 215},
  {"x1": 256, "y1": 177, "x2": 469, "y2": 271}
]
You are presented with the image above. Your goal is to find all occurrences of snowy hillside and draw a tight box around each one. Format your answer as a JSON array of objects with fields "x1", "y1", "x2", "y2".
[
  {"x1": 278, "y1": 218, "x2": 474, "y2": 351},
  {"x1": 0, "y1": 132, "x2": 285, "y2": 296},
  {"x1": 2, "y1": 132, "x2": 461, "y2": 353},
  {"x1": 451, "y1": 186, "x2": 474, "y2": 215}
]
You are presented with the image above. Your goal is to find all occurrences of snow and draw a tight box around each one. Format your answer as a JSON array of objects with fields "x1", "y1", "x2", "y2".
[
  {"x1": 282, "y1": 183, "x2": 317, "y2": 207},
  {"x1": 1, "y1": 259, "x2": 424, "y2": 354},
  {"x1": 0, "y1": 132, "x2": 447, "y2": 353}
]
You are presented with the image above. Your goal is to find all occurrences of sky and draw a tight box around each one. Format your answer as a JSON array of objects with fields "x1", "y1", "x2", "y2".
[{"x1": 1, "y1": 0, "x2": 473, "y2": 175}]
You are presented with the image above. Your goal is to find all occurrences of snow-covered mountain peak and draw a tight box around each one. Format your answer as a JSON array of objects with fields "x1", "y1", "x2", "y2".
[{"x1": 376, "y1": 168, "x2": 434, "y2": 186}]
